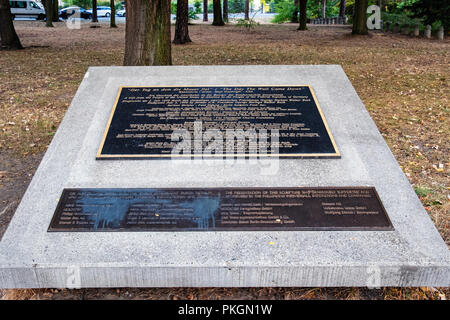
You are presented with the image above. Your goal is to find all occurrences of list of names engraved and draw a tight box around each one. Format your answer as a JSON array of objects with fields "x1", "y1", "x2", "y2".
[{"x1": 49, "y1": 187, "x2": 392, "y2": 231}]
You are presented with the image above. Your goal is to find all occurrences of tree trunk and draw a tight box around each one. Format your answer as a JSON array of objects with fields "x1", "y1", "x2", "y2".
[
  {"x1": 321, "y1": 0, "x2": 326, "y2": 18},
  {"x1": 0, "y1": 0, "x2": 23, "y2": 50},
  {"x1": 92, "y1": 0, "x2": 98, "y2": 22},
  {"x1": 52, "y1": 0, "x2": 58, "y2": 21},
  {"x1": 297, "y1": 0, "x2": 307, "y2": 30},
  {"x1": 291, "y1": 0, "x2": 298, "y2": 23},
  {"x1": 173, "y1": 0, "x2": 191, "y2": 44},
  {"x1": 212, "y1": 0, "x2": 224, "y2": 26},
  {"x1": 339, "y1": 0, "x2": 346, "y2": 18},
  {"x1": 123, "y1": 0, "x2": 172, "y2": 66},
  {"x1": 244, "y1": 0, "x2": 249, "y2": 20},
  {"x1": 110, "y1": 0, "x2": 117, "y2": 27},
  {"x1": 352, "y1": 0, "x2": 368, "y2": 35},
  {"x1": 45, "y1": 0, "x2": 53, "y2": 27},
  {"x1": 223, "y1": 0, "x2": 228, "y2": 23},
  {"x1": 203, "y1": 0, "x2": 207, "y2": 21}
]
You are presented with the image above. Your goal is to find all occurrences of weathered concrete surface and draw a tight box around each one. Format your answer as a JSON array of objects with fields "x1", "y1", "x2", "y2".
[{"x1": 0, "y1": 66, "x2": 448, "y2": 288}]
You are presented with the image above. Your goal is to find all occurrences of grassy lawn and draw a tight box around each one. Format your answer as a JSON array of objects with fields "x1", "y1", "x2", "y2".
[{"x1": 0, "y1": 21, "x2": 448, "y2": 300}]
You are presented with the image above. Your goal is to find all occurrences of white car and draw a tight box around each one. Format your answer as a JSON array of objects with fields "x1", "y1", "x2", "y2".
[
  {"x1": 87, "y1": 6, "x2": 111, "y2": 17},
  {"x1": 116, "y1": 9, "x2": 125, "y2": 17},
  {"x1": 9, "y1": 0, "x2": 45, "y2": 20}
]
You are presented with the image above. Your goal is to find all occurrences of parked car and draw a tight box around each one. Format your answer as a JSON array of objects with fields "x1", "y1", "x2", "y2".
[
  {"x1": 87, "y1": 6, "x2": 111, "y2": 17},
  {"x1": 9, "y1": 0, "x2": 45, "y2": 20},
  {"x1": 116, "y1": 9, "x2": 125, "y2": 17},
  {"x1": 59, "y1": 6, "x2": 92, "y2": 20}
]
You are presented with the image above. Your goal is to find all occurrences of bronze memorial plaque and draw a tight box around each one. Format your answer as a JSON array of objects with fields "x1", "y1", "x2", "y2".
[
  {"x1": 48, "y1": 187, "x2": 393, "y2": 232},
  {"x1": 97, "y1": 86, "x2": 340, "y2": 159}
]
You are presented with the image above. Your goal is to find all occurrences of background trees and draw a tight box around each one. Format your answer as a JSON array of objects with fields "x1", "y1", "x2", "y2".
[
  {"x1": 352, "y1": 0, "x2": 368, "y2": 34},
  {"x1": 203, "y1": 0, "x2": 208, "y2": 21},
  {"x1": 339, "y1": 0, "x2": 346, "y2": 18},
  {"x1": 272, "y1": 0, "x2": 342, "y2": 23},
  {"x1": 223, "y1": 0, "x2": 228, "y2": 22},
  {"x1": 298, "y1": 0, "x2": 307, "y2": 30},
  {"x1": 291, "y1": 0, "x2": 299, "y2": 23},
  {"x1": 92, "y1": 0, "x2": 98, "y2": 22},
  {"x1": 44, "y1": 0, "x2": 53, "y2": 27},
  {"x1": 269, "y1": 0, "x2": 447, "y2": 33},
  {"x1": 212, "y1": 0, "x2": 224, "y2": 25},
  {"x1": 407, "y1": 0, "x2": 449, "y2": 31},
  {"x1": 52, "y1": 0, "x2": 58, "y2": 22},
  {"x1": 244, "y1": 0, "x2": 249, "y2": 20},
  {"x1": 0, "y1": 0, "x2": 23, "y2": 50},
  {"x1": 228, "y1": 0, "x2": 245, "y2": 13},
  {"x1": 110, "y1": 0, "x2": 117, "y2": 28},
  {"x1": 173, "y1": 0, "x2": 192, "y2": 43},
  {"x1": 123, "y1": 0, "x2": 172, "y2": 66},
  {"x1": 4, "y1": 0, "x2": 445, "y2": 64}
]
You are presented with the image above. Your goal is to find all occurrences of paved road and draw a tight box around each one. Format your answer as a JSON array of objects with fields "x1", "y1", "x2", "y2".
[{"x1": 14, "y1": 12, "x2": 276, "y2": 24}]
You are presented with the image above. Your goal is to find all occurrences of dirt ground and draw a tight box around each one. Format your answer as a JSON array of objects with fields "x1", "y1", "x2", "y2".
[{"x1": 0, "y1": 21, "x2": 448, "y2": 300}]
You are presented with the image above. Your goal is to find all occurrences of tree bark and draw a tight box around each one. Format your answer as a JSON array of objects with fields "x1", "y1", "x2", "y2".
[
  {"x1": 321, "y1": 0, "x2": 326, "y2": 18},
  {"x1": 203, "y1": 0, "x2": 207, "y2": 21},
  {"x1": 212, "y1": 0, "x2": 224, "y2": 26},
  {"x1": 223, "y1": 0, "x2": 228, "y2": 23},
  {"x1": 352, "y1": 0, "x2": 368, "y2": 35},
  {"x1": 173, "y1": 0, "x2": 191, "y2": 44},
  {"x1": 244, "y1": 0, "x2": 249, "y2": 20},
  {"x1": 123, "y1": 0, "x2": 172, "y2": 66},
  {"x1": 297, "y1": 0, "x2": 307, "y2": 30},
  {"x1": 291, "y1": 0, "x2": 299, "y2": 23},
  {"x1": 52, "y1": 0, "x2": 58, "y2": 21},
  {"x1": 45, "y1": 0, "x2": 53, "y2": 27},
  {"x1": 92, "y1": 0, "x2": 98, "y2": 22},
  {"x1": 110, "y1": 0, "x2": 117, "y2": 27},
  {"x1": 339, "y1": 0, "x2": 346, "y2": 18},
  {"x1": 0, "y1": 0, "x2": 23, "y2": 50}
]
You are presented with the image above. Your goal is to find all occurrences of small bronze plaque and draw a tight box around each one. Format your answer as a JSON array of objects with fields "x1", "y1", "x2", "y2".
[
  {"x1": 48, "y1": 187, "x2": 393, "y2": 232},
  {"x1": 97, "y1": 86, "x2": 340, "y2": 159}
]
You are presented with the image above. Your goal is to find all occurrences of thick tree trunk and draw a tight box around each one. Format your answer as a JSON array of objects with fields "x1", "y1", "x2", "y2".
[
  {"x1": 203, "y1": 0, "x2": 207, "y2": 21},
  {"x1": 45, "y1": 0, "x2": 53, "y2": 27},
  {"x1": 352, "y1": 0, "x2": 368, "y2": 35},
  {"x1": 291, "y1": 0, "x2": 298, "y2": 23},
  {"x1": 244, "y1": 0, "x2": 249, "y2": 20},
  {"x1": 110, "y1": 0, "x2": 117, "y2": 27},
  {"x1": 0, "y1": 0, "x2": 23, "y2": 50},
  {"x1": 52, "y1": 0, "x2": 58, "y2": 22},
  {"x1": 173, "y1": 0, "x2": 191, "y2": 44},
  {"x1": 212, "y1": 0, "x2": 224, "y2": 26},
  {"x1": 339, "y1": 0, "x2": 346, "y2": 18},
  {"x1": 123, "y1": 0, "x2": 172, "y2": 66},
  {"x1": 321, "y1": 0, "x2": 326, "y2": 18},
  {"x1": 297, "y1": 0, "x2": 307, "y2": 30},
  {"x1": 223, "y1": 0, "x2": 228, "y2": 23},
  {"x1": 92, "y1": 0, "x2": 98, "y2": 22}
]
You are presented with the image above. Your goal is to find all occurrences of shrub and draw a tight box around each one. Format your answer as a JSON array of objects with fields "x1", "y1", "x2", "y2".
[
  {"x1": 236, "y1": 18, "x2": 259, "y2": 30},
  {"x1": 271, "y1": 0, "x2": 296, "y2": 23}
]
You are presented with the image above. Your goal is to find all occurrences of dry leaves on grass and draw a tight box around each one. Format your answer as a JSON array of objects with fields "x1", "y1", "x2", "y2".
[{"x1": 0, "y1": 22, "x2": 448, "y2": 300}]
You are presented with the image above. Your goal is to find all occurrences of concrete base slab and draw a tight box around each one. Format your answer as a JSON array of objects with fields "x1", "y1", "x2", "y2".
[{"x1": 0, "y1": 65, "x2": 448, "y2": 288}]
